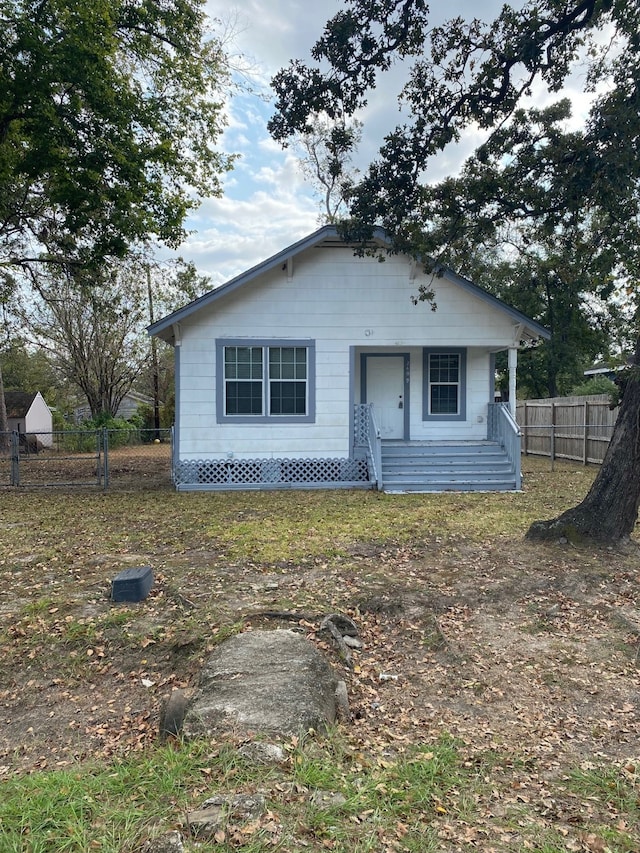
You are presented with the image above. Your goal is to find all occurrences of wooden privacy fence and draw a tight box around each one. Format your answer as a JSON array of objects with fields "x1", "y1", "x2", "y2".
[{"x1": 515, "y1": 395, "x2": 617, "y2": 465}]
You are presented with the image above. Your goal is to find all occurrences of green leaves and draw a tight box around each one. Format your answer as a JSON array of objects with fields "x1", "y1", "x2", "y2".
[
  {"x1": 272, "y1": 1, "x2": 640, "y2": 399},
  {"x1": 0, "y1": 0, "x2": 233, "y2": 268},
  {"x1": 270, "y1": 0, "x2": 638, "y2": 252},
  {"x1": 269, "y1": 0, "x2": 430, "y2": 139}
]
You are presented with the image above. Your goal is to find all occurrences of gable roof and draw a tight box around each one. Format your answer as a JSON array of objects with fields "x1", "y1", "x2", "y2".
[
  {"x1": 148, "y1": 225, "x2": 550, "y2": 345},
  {"x1": 5, "y1": 391, "x2": 39, "y2": 419}
]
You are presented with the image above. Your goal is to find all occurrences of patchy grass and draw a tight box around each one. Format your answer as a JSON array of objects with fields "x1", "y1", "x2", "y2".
[
  {"x1": 0, "y1": 742, "x2": 215, "y2": 852},
  {"x1": 0, "y1": 457, "x2": 639, "y2": 851}
]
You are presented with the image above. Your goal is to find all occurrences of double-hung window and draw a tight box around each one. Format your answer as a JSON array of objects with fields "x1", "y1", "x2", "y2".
[
  {"x1": 422, "y1": 348, "x2": 466, "y2": 421},
  {"x1": 217, "y1": 340, "x2": 315, "y2": 423}
]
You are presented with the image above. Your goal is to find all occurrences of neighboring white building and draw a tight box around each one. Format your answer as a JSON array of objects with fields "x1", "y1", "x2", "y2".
[
  {"x1": 5, "y1": 391, "x2": 53, "y2": 447},
  {"x1": 149, "y1": 226, "x2": 549, "y2": 492},
  {"x1": 73, "y1": 390, "x2": 155, "y2": 423}
]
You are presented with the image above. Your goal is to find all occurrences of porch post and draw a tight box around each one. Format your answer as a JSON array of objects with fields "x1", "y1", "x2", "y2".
[{"x1": 508, "y1": 347, "x2": 517, "y2": 416}]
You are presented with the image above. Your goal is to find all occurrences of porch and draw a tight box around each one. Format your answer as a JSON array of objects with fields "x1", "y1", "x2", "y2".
[{"x1": 355, "y1": 403, "x2": 522, "y2": 493}]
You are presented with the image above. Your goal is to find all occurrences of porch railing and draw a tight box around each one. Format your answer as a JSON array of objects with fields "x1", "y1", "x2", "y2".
[
  {"x1": 488, "y1": 403, "x2": 521, "y2": 489},
  {"x1": 354, "y1": 403, "x2": 383, "y2": 490}
]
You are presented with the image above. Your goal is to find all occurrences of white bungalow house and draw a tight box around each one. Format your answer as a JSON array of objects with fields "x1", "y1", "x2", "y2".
[
  {"x1": 149, "y1": 226, "x2": 549, "y2": 492},
  {"x1": 5, "y1": 391, "x2": 53, "y2": 448}
]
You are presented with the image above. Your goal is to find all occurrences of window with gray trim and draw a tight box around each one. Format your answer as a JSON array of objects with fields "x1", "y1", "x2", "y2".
[
  {"x1": 422, "y1": 348, "x2": 466, "y2": 421},
  {"x1": 217, "y1": 340, "x2": 315, "y2": 423}
]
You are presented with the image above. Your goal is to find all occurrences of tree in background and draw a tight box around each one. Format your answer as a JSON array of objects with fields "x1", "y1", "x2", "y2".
[
  {"x1": 291, "y1": 116, "x2": 362, "y2": 223},
  {"x1": 0, "y1": 341, "x2": 62, "y2": 395},
  {"x1": 270, "y1": 0, "x2": 640, "y2": 543},
  {"x1": 13, "y1": 254, "x2": 209, "y2": 422},
  {"x1": 141, "y1": 256, "x2": 211, "y2": 431},
  {"x1": 412, "y1": 99, "x2": 633, "y2": 400},
  {"x1": 0, "y1": 0, "x2": 234, "y2": 428},
  {"x1": 20, "y1": 264, "x2": 147, "y2": 420}
]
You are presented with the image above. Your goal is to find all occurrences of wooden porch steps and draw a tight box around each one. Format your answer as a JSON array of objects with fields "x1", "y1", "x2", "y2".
[{"x1": 381, "y1": 441, "x2": 518, "y2": 492}]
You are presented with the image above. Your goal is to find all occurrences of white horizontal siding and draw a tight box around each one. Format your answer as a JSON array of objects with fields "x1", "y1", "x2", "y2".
[
  {"x1": 176, "y1": 247, "x2": 520, "y2": 457},
  {"x1": 182, "y1": 254, "x2": 517, "y2": 347}
]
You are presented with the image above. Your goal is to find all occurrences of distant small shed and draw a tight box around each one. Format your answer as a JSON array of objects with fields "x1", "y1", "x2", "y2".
[
  {"x1": 5, "y1": 391, "x2": 53, "y2": 446},
  {"x1": 116, "y1": 390, "x2": 155, "y2": 420}
]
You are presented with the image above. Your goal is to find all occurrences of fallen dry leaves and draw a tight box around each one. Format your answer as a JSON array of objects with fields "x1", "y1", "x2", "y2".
[{"x1": 0, "y1": 465, "x2": 639, "y2": 849}]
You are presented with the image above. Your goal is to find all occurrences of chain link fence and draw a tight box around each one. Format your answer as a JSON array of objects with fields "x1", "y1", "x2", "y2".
[{"x1": 0, "y1": 428, "x2": 172, "y2": 490}]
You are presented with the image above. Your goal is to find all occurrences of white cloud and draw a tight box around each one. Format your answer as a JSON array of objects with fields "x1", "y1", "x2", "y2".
[
  {"x1": 174, "y1": 143, "x2": 320, "y2": 286},
  {"x1": 258, "y1": 136, "x2": 285, "y2": 154},
  {"x1": 178, "y1": 197, "x2": 319, "y2": 288},
  {"x1": 163, "y1": 1, "x2": 603, "y2": 298}
]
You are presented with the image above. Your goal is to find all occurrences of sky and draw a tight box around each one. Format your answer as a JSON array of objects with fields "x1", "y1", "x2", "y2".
[{"x1": 170, "y1": 0, "x2": 595, "y2": 289}]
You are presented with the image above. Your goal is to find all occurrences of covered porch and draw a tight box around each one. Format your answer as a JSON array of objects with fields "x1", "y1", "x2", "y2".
[{"x1": 172, "y1": 401, "x2": 520, "y2": 492}]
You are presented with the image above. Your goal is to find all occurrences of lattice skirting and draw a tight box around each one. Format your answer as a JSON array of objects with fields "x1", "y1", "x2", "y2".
[{"x1": 175, "y1": 456, "x2": 371, "y2": 489}]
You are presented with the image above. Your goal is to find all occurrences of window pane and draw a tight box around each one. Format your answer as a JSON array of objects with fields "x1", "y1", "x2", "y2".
[
  {"x1": 226, "y1": 381, "x2": 263, "y2": 415},
  {"x1": 224, "y1": 350, "x2": 236, "y2": 379},
  {"x1": 269, "y1": 349, "x2": 281, "y2": 379},
  {"x1": 429, "y1": 353, "x2": 459, "y2": 383},
  {"x1": 225, "y1": 346, "x2": 262, "y2": 380},
  {"x1": 431, "y1": 384, "x2": 458, "y2": 414},
  {"x1": 294, "y1": 347, "x2": 307, "y2": 379},
  {"x1": 270, "y1": 381, "x2": 306, "y2": 415},
  {"x1": 269, "y1": 347, "x2": 308, "y2": 381},
  {"x1": 281, "y1": 358, "x2": 295, "y2": 380}
]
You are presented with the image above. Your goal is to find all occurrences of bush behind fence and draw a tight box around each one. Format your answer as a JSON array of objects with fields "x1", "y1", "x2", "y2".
[{"x1": 0, "y1": 428, "x2": 173, "y2": 489}]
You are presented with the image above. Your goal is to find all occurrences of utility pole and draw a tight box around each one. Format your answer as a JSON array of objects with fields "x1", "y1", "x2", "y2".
[
  {"x1": 146, "y1": 265, "x2": 161, "y2": 439},
  {"x1": 0, "y1": 362, "x2": 8, "y2": 452}
]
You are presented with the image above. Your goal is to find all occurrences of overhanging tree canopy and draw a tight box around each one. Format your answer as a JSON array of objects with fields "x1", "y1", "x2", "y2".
[
  {"x1": 270, "y1": 0, "x2": 640, "y2": 543},
  {"x1": 0, "y1": 0, "x2": 232, "y2": 267}
]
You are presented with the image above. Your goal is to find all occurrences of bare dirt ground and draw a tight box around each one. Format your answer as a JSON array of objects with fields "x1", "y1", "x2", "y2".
[
  {"x1": 2, "y1": 520, "x2": 639, "y2": 771},
  {"x1": 0, "y1": 441, "x2": 172, "y2": 490}
]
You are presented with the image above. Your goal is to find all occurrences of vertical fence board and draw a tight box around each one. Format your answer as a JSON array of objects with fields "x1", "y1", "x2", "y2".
[{"x1": 516, "y1": 394, "x2": 616, "y2": 465}]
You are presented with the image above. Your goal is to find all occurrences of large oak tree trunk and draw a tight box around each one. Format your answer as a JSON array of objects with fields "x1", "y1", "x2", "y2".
[{"x1": 526, "y1": 339, "x2": 640, "y2": 544}]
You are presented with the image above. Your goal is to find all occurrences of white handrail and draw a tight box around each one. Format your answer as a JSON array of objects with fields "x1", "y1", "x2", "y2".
[
  {"x1": 354, "y1": 403, "x2": 383, "y2": 489},
  {"x1": 368, "y1": 405, "x2": 383, "y2": 490}
]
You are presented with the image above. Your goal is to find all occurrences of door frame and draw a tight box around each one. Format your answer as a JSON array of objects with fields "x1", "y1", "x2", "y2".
[{"x1": 360, "y1": 352, "x2": 411, "y2": 440}]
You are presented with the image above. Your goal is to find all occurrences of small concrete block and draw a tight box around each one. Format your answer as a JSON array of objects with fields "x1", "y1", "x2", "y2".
[{"x1": 112, "y1": 566, "x2": 154, "y2": 602}]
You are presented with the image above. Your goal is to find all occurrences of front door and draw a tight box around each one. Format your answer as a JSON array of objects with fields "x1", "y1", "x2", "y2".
[{"x1": 363, "y1": 354, "x2": 408, "y2": 439}]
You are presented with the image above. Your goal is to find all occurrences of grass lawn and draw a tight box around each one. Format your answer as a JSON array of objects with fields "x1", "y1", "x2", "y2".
[{"x1": 0, "y1": 457, "x2": 639, "y2": 852}]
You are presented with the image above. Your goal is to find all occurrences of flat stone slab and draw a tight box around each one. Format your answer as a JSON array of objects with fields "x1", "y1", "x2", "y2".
[{"x1": 182, "y1": 629, "x2": 338, "y2": 738}]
